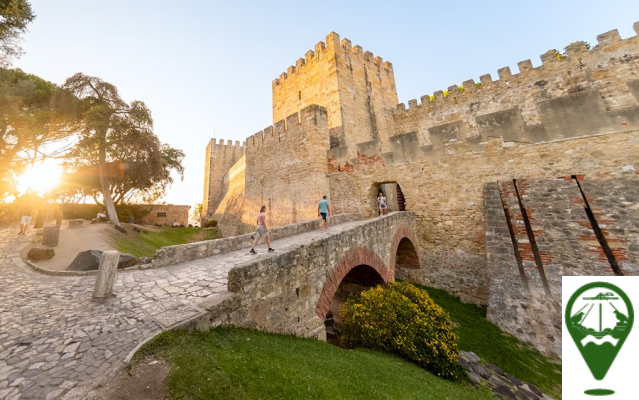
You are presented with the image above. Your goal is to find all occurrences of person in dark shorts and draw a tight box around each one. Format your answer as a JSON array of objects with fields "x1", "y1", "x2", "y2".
[
  {"x1": 318, "y1": 196, "x2": 330, "y2": 232},
  {"x1": 250, "y1": 205, "x2": 274, "y2": 254},
  {"x1": 378, "y1": 191, "x2": 388, "y2": 216}
]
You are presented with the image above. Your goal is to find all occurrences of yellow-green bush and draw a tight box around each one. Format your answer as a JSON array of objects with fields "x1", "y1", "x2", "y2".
[
  {"x1": 204, "y1": 219, "x2": 218, "y2": 228},
  {"x1": 342, "y1": 281, "x2": 465, "y2": 381}
]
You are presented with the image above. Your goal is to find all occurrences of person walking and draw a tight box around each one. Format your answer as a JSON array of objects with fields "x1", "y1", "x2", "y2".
[
  {"x1": 18, "y1": 212, "x2": 32, "y2": 235},
  {"x1": 250, "y1": 205, "x2": 274, "y2": 254},
  {"x1": 377, "y1": 191, "x2": 388, "y2": 216},
  {"x1": 318, "y1": 195, "x2": 330, "y2": 232},
  {"x1": 18, "y1": 193, "x2": 35, "y2": 235}
]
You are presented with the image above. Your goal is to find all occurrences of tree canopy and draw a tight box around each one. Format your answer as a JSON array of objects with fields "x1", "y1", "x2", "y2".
[
  {"x1": 61, "y1": 73, "x2": 184, "y2": 225},
  {"x1": 0, "y1": 0, "x2": 35, "y2": 66},
  {"x1": 0, "y1": 68, "x2": 79, "y2": 197},
  {"x1": 59, "y1": 138, "x2": 185, "y2": 205}
]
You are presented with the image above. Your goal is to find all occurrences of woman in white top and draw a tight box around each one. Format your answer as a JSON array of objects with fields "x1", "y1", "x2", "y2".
[{"x1": 377, "y1": 191, "x2": 388, "y2": 216}]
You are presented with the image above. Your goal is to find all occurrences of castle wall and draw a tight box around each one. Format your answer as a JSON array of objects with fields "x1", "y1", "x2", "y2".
[
  {"x1": 211, "y1": 155, "x2": 252, "y2": 237},
  {"x1": 202, "y1": 139, "x2": 245, "y2": 221},
  {"x1": 272, "y1": 37, "x2": 341, "y2": 135},
  {"x1": 486, "y1": 177, "x2": 638, "y2": 357},
  {"x1": 244, "y1": 105, "x2": 331, "y2": 228},
  {"x1": 328, "y1": 24, "x2": 639, "y2": 304},
  {"x1": 332, "y1": 35, "x2": 398, "y2": 150},
  {"x1": 273, "y1": 33, "x2": 397, "y2": 151}
]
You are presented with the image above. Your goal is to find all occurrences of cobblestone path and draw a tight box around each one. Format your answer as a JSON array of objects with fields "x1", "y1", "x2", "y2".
[{"x1": 0, "y1": 221, "x2": 362, "y2": 399}]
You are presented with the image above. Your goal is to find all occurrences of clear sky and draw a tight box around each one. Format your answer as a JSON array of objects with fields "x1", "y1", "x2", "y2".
[{"x1": 14, "y1": 0, "x2": 639, "y2": 207}]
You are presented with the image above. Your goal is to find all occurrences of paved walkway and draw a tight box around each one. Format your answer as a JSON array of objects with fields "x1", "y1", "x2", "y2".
[{"x1": 0, "y1": 221, "x2": 362, "y2": 400}]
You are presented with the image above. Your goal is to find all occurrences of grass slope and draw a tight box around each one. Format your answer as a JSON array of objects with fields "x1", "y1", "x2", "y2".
[
  {"x1": 414, "y1": 284, "x2": 562, "y2": 399},
  {"x1": 113, "y1": 227, "x2": 221, "y2": 258},
  {"x1": 136, "y1": 327, "x2": 495, "y2": 400}
]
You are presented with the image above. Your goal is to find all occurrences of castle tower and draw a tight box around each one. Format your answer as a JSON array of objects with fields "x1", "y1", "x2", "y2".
[
  {"x1": 272, "y1": 32, "x2": 398, "y2": 150},
  {"x1": 202, "y1": 139, "x2": 245, "y2": 220}
]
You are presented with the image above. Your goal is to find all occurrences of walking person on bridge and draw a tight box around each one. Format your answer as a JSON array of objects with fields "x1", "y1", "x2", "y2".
[
  {"x1": 250, "y1": 205, "x2": 274, "y2": 254},
  {"x1": 318, "y1": 195, "x2": 331, "y2": 233},
  {"x1": 378, "y1": 191, "x2": 388, "y2": 216}
]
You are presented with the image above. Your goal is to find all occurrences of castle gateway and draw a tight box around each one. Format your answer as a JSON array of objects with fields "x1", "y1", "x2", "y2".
[{"x1": 203, "y1": 26, "x2": 639, "y2": 357}]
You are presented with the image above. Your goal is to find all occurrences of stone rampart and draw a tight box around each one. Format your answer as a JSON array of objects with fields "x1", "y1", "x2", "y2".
[
  {"x1": 152, "y1": 213, "x2": 362, "y2": 268},
  {"x1": 244, "y1": 105, "x2": 331, "y2": 228},
  {"x1": 327, "y1": 23, "x2": 639, "y2": 304},
  {"x1": 202, "y1": 139, "x2": 245, "y2": 220},
  {"x1": 486, "y1": 177, "x2": 638, "y2": 357},
  {"x1": 212, "y1": 155, "x2": 250, "y2": 237}
]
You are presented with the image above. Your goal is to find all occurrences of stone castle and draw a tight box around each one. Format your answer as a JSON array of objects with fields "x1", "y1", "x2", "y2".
[{"x1": 203, "y1": 24, "x2": 639, "y2": 357}]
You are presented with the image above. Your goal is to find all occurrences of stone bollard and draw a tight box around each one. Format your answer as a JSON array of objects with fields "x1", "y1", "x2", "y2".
[{"x1": 92, "y1": 250, "x2": 120, "y2": 300}]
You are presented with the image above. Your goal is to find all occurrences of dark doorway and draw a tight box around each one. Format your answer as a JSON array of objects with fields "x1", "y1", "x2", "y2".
[
  {"x1": 396, "y1": 238, "x2": 420, "y2": 270},
  {"x1": 325, "y1": 265, "x2": 384, "y2": 346},
  {"x1": 397, "y1": 184, "x2": 406, "y2": 211}
]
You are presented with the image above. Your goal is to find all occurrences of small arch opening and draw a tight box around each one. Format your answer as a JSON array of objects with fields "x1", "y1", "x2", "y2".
[
  {"x1": 396, "y1": 238, "x2": 420, "y2": 270},
  {"x1": 325, "y1": 265, "x2": 384, "y2": 346},
  {"x1": 368, "y1": 182, "x2": 407, "y2": 217}
]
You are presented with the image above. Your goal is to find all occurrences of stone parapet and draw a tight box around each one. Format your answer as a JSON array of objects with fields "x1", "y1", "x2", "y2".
[{"x1": 152, "y1": 213, "x2": 363, "y2": 268}]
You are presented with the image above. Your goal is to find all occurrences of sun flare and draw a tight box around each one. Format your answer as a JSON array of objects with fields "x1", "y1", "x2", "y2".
[{"x1": 17, "y1": 160, "x2": 62, "y2": 196}]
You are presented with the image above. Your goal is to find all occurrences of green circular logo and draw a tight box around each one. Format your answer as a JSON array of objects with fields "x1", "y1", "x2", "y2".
[{"x1": 565, "y1": 282, "x2": 634, "y2": 396}]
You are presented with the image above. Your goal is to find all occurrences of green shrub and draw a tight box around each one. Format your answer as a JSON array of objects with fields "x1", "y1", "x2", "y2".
[
  {"x1": 204, "y1": 220, "x2": 218, "y2": 228},
  {"x1": 342, "y1": 281, "x2": 465, "y2": 381}
]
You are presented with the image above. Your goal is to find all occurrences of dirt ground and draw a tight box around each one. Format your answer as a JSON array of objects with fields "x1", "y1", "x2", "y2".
[
  {"x1": 20, "y1": 221, "x2": 160, "y2": 271},
  {"x1": 21, "y1": 222, "x2": 117, "y2": 271},
  {"x1": 93, "y1": 356, "x2": 169, "y2": 400}
]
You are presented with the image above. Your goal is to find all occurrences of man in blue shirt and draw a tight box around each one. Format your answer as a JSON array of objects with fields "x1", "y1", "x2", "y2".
[{"x1": 318, "y1": 195, "x2": 331, "y2": 233}]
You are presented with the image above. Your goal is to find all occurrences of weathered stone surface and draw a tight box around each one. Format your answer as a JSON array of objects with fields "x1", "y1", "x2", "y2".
[
  {"x1": 470, "y1": 363, "x2": 491, "y2": 379},
  {"x1": 505, "y1": 374, "x2": 523, "y2": 387},
  {"x1": 117, "y1": 253, "x2": 137, "y2": 269},
  {"x1": 152, "y1": 213, "x2": 362, "y2": 268},
  {"x1": 462, "y1": 350, "x2": 480, "y2": 362},
  {"x1": 527, "y1": 384, "x2": 543, "y2": 397},
  {"x1": 92, "y1": 251, "x2": 120, "y2": 299},
  {"x1": 457, "y1": 351, "x2": 554, "y2": 400},
  {"x1": 467, "y1": 372, "x2": 481, "y2": 384},
  {"x1": 66, "y1": 250, "x2": 102, "y2": 271},
  {"x1": 27, "y1": 247, "x2": 55, "y2": 261},
  {"x1": 486, "y1": 362, "x2": 504, "y2": 376},
  {"x1": 136, "y1": 257, "x2": 152, "y2": 265}
]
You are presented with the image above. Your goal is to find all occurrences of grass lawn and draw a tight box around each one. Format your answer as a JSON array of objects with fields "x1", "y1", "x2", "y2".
[
  {"x1": 412, "y1": 283, "x2": 562, "y2": 399},
  {"x1": 136, "y1": 327, "x2": 495, "y2": 400},
  {"x1": 113, "y1": 226, "x2": 221, "y2": 258}
]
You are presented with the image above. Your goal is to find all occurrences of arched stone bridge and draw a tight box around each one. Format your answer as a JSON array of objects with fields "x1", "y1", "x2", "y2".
[{"x1": 0, "y1": 212, "x2": 418, "y2": 399}]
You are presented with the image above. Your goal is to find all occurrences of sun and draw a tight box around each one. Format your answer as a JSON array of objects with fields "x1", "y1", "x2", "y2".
[{"x1": 17, "y1": 160, "x2": 62, "y2": 195}]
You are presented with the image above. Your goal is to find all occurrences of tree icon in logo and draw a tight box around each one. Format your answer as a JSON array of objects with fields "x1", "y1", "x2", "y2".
[{"x1": 565, "y1": 282, "x2": 634, "y2": 396}]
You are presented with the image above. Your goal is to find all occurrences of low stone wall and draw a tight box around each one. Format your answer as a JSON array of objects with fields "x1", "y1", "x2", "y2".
[{"x1": 152, "y1": 213, "x2": 363, "y2": 268}]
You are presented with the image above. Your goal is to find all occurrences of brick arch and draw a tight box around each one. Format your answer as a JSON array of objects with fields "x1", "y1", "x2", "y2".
[
  {"x1": 390, "y1": 224, "x2": 421, "y2": 275},
  {"x1": 315, "y1": 247, "x2": 391, "y2": 320}
]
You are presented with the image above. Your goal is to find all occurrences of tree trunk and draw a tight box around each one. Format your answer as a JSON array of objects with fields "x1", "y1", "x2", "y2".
[{"x1": 98, "y1": 141, "x2": 120, "y2": 227}]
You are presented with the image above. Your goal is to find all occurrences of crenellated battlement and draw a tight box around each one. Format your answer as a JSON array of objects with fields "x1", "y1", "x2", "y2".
[
  {"x1": 395, "y1": 22, "x2": 639, "y2": 113},
  {"x1": 209, "y1": 138, "x2": 245, "y2": 148},
  {"x1": 246, "y1": 105, "x2": 329, "y2": 148},
  {"x1": 273, "y1": 32, "x2": 393, "y2": 87}
]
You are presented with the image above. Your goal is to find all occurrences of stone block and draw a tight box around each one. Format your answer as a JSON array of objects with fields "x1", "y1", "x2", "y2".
[
  {"x1": 27, "y1": 247, "x2": 55, "y2": 261},
  {"x1": 92, "y1": 251, "x2": 120, "y2": 299}
]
